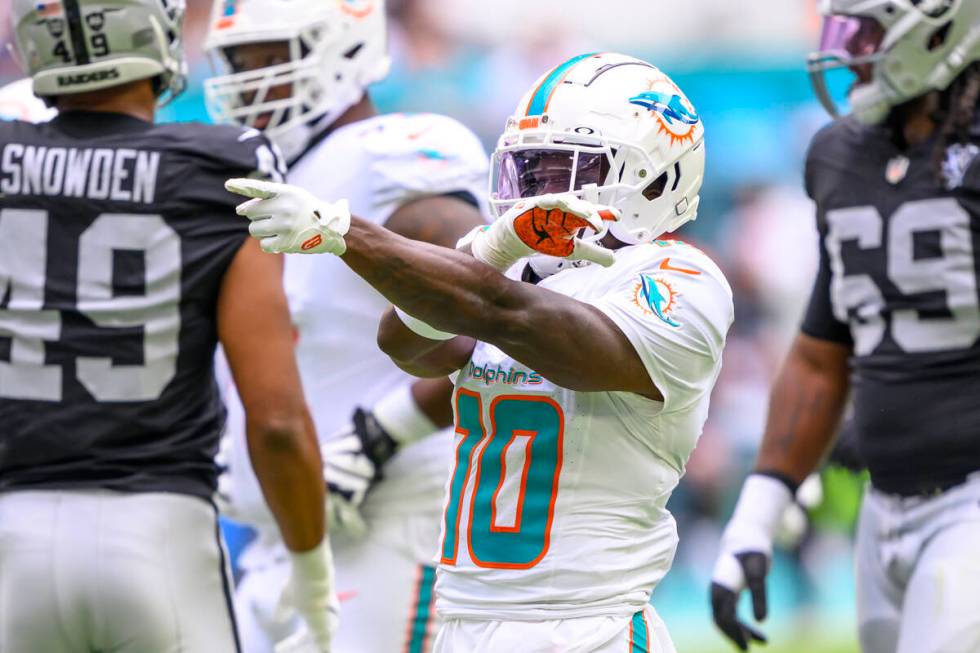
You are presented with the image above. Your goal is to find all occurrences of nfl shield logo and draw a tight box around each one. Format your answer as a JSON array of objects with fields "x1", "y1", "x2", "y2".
[{"x1": 886, "y1": 155, "x2": 910, "y2": 185}]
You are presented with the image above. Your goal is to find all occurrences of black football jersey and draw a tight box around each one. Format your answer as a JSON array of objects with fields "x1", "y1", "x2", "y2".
[
  {"x1": 802, "y1": 115, "x2": 980, "y2": 494},
  {"x1": 0, "y1": 111, "x2": 285, "y2": 499}
]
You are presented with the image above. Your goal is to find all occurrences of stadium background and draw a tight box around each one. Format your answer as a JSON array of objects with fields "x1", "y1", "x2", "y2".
[{"x1": 0, "y1": 1, "x2": 863, "y2": 651}]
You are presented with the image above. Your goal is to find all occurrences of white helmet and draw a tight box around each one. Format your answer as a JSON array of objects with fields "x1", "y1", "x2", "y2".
[
  {"x1": 808, "y1": 0, "x2": 980, "y2": 124},
  {"x1": 490, "y1": 52, "x2": 705, "y2": 246},
  {"x1": 0, "y1": 78, "x2": 58, "y2": 122},
  {"x1": 204, "y1": 0, "x2": 391, "y2": 162},
  {"x1": 11, "y1": 0, "x2": 187, "y2": 103}
]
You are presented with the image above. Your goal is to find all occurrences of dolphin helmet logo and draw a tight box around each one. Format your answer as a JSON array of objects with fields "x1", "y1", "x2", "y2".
[{"x1": 629, "y1": 90, "x2": 700, "y2": 126}]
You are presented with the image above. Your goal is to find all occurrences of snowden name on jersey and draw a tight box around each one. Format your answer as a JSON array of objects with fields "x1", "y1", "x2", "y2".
[{"x1": 0, "y1": 143, "x2": 161, "y2": 204}]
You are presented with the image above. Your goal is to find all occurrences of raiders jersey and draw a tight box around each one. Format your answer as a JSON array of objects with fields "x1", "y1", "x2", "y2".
[
  {"x1": 802, "y1": 116, "x2": 980, "y2": 495},
  {"x1": 0, "y1": 111, "x2": 285, "y2": 499}
]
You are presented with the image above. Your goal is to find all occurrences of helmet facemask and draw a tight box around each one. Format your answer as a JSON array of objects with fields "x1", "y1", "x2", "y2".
[
  {"x1": 206, "y1": 25, "x2": 349, "y2": 162},
  {"x1": 808, "y1": 13, "x2": 888, "y2": 119},
  {"x1": 204, "y1": 0, "x2": 391, "y2": 163},
  {"x1": 491, "y1": 120, "x2": 698, "y2": 248}
]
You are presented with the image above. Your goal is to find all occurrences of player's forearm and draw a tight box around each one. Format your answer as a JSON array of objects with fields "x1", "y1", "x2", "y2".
[
  {"x1": 342, "y1": 217, "x2": 521, "y2": 340},
  {"x1": 410, "y1": 376, "x2": 457, "y2": 429},
  {"x1": 247, "y1": 411, "x2": 326, "y2": 552},
  {"x1": 755, "y1": 333, "x2": 850, "y2": 486}
]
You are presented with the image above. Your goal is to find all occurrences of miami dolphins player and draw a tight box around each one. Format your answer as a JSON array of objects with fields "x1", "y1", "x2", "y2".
[
  {"x1": 227, "y1": 52, "x2": 734, "y2": 652},
  {"x1": 203, "y1": 0, "x2": 488, "y2": 651}
]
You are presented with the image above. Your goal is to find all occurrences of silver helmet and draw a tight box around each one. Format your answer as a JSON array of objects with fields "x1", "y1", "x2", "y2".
[
  {"x1": 808, "y1": 0, "x2": 980, "y2": 124},
  {"x1": 11, "y1": 0, "x2": 187, "y2": 103}
]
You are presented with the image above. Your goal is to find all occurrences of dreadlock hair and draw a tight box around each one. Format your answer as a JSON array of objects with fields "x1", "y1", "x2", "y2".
[{"x1": 932, "y1": 61, "x2": 980, "y2": 186}]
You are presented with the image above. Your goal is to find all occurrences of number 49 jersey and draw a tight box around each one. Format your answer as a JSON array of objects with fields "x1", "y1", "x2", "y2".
[
  {"x1": 803, "y1": 116, "x2": 980, "y2": 495},
  {"x1": 0, "y1": 112, "x2": 284, "y2": 500},
  {"x1": 436, "y1": 241, "x2": 733, "y2": 620}
]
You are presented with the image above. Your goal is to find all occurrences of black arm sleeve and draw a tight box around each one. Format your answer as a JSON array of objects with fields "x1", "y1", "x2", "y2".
[{"x1": 800, "y1": 235, "x2": 854, "y2": 344}]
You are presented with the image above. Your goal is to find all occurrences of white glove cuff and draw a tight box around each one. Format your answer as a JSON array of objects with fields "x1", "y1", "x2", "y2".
[
  {"x1": 372, "y1": 384, "x2": 439, "y2": 447},
  {"x1": 393, "y1": 307, "x2": 456, "y2": 341},
  {"x1": 289, "y1": 538, "x2": 335, "y2": 581},
  {"x1": 723, "y1": 474, "x2": 794, "y2": 555}
]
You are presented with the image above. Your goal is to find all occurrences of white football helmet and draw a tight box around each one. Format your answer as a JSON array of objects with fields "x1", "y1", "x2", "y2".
[
  {"x1": 490, "y1": 52, "x2": 705, "y2": 246},
  {"x1": 0, "y1": 78, "x2": 58, "y2": 122},
  {"x1": 808, "y1": 0, "x2": 980, "y2": 124},
  {"x1": 11, "y1": 0, "x2": 187, "y2": 103},
  {"x1": 204, "y1": 0, "x2": 391, "y2": 162}
]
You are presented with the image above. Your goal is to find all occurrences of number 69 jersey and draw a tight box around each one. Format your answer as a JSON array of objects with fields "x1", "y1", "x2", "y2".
[
  {"x1": 802, "y1": 117, "x2": 980, "y2": 495},
  {"x1": 0, "y1": 112, "x2": 284, "y2": 500},
  {"x1": 436, "y1": 241, "x2": 734, "y2": 620}
]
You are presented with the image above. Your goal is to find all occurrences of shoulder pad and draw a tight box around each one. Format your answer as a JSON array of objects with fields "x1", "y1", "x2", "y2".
[{"x1": 363, "y1": 113, "x2": 489, "y2": 212}]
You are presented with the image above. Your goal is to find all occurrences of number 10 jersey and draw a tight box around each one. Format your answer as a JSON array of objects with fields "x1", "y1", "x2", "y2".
[
  {"x1": 436, "y1": 241, "x2": 734, "y2": 621},
  {"x1": 0, "y1": 111, "x2": 284, "y2": 500}
]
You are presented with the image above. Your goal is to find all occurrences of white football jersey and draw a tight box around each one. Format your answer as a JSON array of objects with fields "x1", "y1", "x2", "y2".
[
  {"x1": 435, "y1": 240, "x2": 733, "y2": 620},
  {"x1": 224, "y1": 113, "x2": 489, "y2": 530}
]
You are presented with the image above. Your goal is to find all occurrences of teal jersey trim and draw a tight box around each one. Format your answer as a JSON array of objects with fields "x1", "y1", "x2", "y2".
[
  {"x1": 525, "y1": 52, "x2": 599, "y2": 116},
  {"x1": 630, "y1": 610, "x2": 650, "y2": 653},
  {"x1": 405, "y1": 565, "x2": 437, "y2": 653}
]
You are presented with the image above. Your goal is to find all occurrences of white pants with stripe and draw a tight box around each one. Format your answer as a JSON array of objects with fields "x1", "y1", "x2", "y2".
[
  {"x1": 433, "y1": 605, "x2": 675, "y2": 653},
  {"x1": 0, "y1": 490, "x2": 240, "y2": 653},
  {"x1": 235, "y1": 504, "x2": 442, "y2": 653},
  {"x1": 857, "y1": 473, "x2": 980, "y2": 653}
]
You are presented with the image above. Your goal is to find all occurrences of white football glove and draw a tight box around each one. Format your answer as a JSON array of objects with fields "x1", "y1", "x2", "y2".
[
  {"x1": 274, "y1": 540, "x2": 340, "y2": 653},
  {"x1": 710, "y1": 474, "x2": 794, "y2": 651},
  {"x1": 460, "y1": 194, "x2": 620, "y2": 272},
  {"x1": 226, "y1": 178, "x2": 351, "y2": 255}
]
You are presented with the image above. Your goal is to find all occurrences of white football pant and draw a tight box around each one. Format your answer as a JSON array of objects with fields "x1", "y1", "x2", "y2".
[
  {"x1": 0, "y1": 490, "x2": 240, "y2": 653},
  {"x1": 857, "y1": 473, "x2": 980, "y2": 653},
  {"x1": 433, "y1": 605, "x2": 675, "y2": 653}
]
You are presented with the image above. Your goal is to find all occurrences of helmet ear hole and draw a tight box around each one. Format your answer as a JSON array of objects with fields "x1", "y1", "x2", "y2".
[
  {"x1": 642, "y1": 171, "x2": 669, "y2": 201},
  {"x1": 928, "y1": 22, "x2": 952, "y2": 51}
]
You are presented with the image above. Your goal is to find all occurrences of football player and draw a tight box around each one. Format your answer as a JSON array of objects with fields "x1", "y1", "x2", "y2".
[
  {"x1": 226, "y1": 52, "x2": 733, "y2": 653},
  {"x1": 0, "y1": 2, "x2": 335, "y2": 652},
  {"x1": 710, "y1": 2, "x2": 980, "y2": 652},
  {"x1": 202, "y1": 0, "x2": 488, "y2": 651}
]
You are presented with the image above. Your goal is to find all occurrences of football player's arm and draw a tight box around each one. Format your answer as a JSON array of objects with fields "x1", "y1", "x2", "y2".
[
  {"x1": 711, "y1": 242, "x2": 851, "y2": 651},
  {"x1": 217, "y1": 238, "x2": 325, "y2": 551},
  {"x1": 347, "y1": 219, "x2": 659, "y2": 398},
  {"x1": 754, "y1": 333, "x2": 851, "y2": 483},
  {"x1": 377, "y1": 193, "x2": 485, "y2": 376}
]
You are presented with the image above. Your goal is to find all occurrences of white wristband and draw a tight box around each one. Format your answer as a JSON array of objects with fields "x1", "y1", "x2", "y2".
[
  {"x1": 393, "y1": 306, "x2": 456, "y2": 341},
  {"x1": 372, "y1": 384, "x2": 439, "y2": 446},
  {"x1": 725, "y1": 474, "x2": 795, "y2": 553}
]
